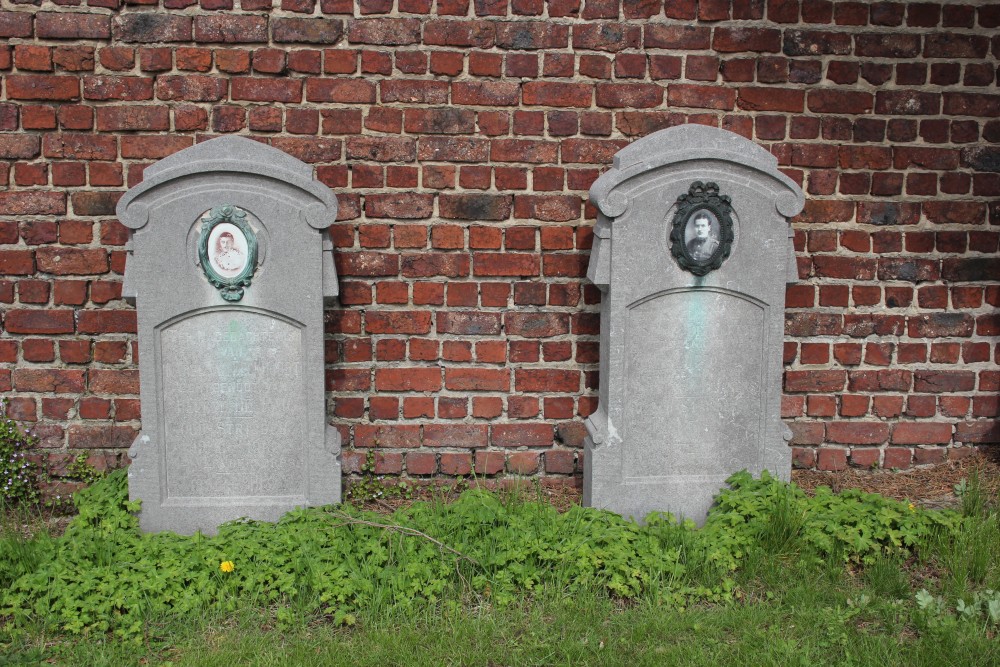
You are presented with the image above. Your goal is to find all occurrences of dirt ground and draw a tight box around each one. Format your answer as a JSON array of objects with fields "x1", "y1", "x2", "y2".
[{"x1": 791, "y1": 448, "x2": 1000, "y2": 510}]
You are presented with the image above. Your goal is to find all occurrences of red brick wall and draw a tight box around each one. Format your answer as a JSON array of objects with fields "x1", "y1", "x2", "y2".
[{"x1": 1, "y1": 1, "x2": 997, "y2": 484}]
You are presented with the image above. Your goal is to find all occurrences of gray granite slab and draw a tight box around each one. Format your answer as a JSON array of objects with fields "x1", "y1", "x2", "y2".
[
  {"x1": 117, "y1": 136, "x2": 341, "y2": 535},
  {"x1": 584, "y1": 125, "x2": 804, "y2": 525}
]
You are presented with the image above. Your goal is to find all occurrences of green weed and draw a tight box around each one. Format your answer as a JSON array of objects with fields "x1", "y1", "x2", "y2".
[
  {"x1": 0, "y1": 468, "x2": 962, "y2": 643},
  {"x1": 0, "y1": 404, "x2": 40, "y2": 507}
]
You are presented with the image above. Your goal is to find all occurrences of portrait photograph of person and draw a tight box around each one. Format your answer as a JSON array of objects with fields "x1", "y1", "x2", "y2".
[
  {"x1": 206, "y1": 222, "x2": 249, "y2": 278},
  {"x1": 683, "y1": 209, "x2": 721, "y2": 264}
]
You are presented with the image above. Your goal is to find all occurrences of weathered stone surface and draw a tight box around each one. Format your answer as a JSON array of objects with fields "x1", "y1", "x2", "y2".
[
  {"x1": 117, "y1": 136, "x2": 341, "y2": 535},
  {"x1": 584, "y1": 125, "x2": 804, "y2": 525}
]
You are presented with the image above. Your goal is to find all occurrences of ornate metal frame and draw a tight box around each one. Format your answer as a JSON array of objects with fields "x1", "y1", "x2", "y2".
[
  {"x1": 197, "y1": 205, "x2": 258, "y2": 302},
  {"x1": 669, "y1": 181, "x2": 735, "y2": 277}
]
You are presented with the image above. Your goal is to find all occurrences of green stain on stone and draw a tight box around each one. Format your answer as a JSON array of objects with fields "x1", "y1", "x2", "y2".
[{"x1": 683, "y1": 278, "x2": 706, "y2": 387}]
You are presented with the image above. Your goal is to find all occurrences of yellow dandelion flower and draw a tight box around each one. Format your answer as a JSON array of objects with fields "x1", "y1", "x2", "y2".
[
  {"x1": 908, "y1": 503, "x2": 916, "y2": 512},
  {"x1": 220, "y1": 560, "x2": 235, "y2": 573}
]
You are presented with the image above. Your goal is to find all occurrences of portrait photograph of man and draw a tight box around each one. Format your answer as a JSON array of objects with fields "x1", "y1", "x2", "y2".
[{"x1": 684, "y1": 210, "x2": 721, "y2": 263}]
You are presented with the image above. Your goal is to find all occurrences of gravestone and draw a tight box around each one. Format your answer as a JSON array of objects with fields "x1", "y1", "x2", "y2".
[
  {"x1": 117, "y1": 136, "x2": 342, "y2": 535},
  {"x1": 584, "y1": 125, "x2": 804, "y2": 524}
]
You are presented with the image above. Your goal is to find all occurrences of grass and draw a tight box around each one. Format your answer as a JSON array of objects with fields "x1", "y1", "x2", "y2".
[{"x1": 1, "y1": 473, "x2": 998, "y2": 667}]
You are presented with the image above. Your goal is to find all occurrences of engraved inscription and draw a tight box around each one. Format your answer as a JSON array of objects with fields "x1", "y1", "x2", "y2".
[
  {"x1": 623, "y1": 290, "x2": 765, "y2": 479},
  {"x1": 160, "y1": 310, "x2": 306, "y2": 498}
]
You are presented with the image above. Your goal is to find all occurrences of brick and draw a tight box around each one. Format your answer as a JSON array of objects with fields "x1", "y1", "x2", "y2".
[
  {"x1": 0, "y1": 11, "x2": 32, "y2": 38},
  {"x1": 514, "y1": 369, "x2": 579, "y2": 392},
  {"x1": 713, "y1": 27, "x2": 780, "y2": 53},
  {"x1": 404, "y1": 108, "x2": 475, "y2": 134},
  {"x1": 379, "y1": 79, "x2": 449, "y2": 104},
  {"x1": 400, "y1": 253, "x2": 469, "y2": 278},
  {"x1": 13, "y1": 368, "x2": 85, "y2": 393},
  {"x1": 231, "y1": 77, "x2": 302, "y2": 103},
  {"x1": 876, "y1": 90, "x2": 940, "y2": 116},
  {"x1": 882, "y1": 448, "x2": 912, "y2": 470},
  {"x1": 856, "y1": 33, "x2": 920, "y2": 58},
  {"x1": 37, "y1": 12, "x2": 110, "y2": 39},
  {"x1": 423, "y1": 424, "x2": 488, "y2": 448},
  {"x1": 307, "y1": 78, "x2": 375, "y2": 104},
  {"x1": 738, "y1": 87, "x2": 804, "y2": 112},
  {"x1": 80, "y1": 77, "x2": 151, "y2": 104},
  {"x1": 827, "y1": 422, "x2": 889, "y2": 445},
  {"x1": 573, "y1": 22, "x2": 640, "y2": 51},
  {"x1": 783, "y1": 30, "x2": 852, "y2": 56},
  {"x1": 816, "y1": 448, "x2": 847, "y2": 471},
  {"x1": 849, "y1": 448, "x2": 880, "y2": 469},
  {"x1": 76, "y1": 310, "x2": 136, "y2": 333},
  {"x1": 913, "y1": 370, "x2": 975, "y2": 393},
  {"x1": 96, "y1": 105, "x2": 170, "y2": 132},
  {"x1": 348, "y1": 18, "x2": 420, "y2": 45},
  {"x1": 491, "y1": 423, "x2": 552, "y2": 447},
  {"x1": 374, "y1": 368, "x2": 441, "y2": 392},
  {"x1": 955, "y1": 421, "x2": 1000, "y2": 444},
  {"x1": 347, "y1": 137, "x2": 415, "y2": 162},
  {"x1": 114, "y1": 14, "x2": 192, "y2": 42},
  {"x1": 523, "y1": 82, "x2": 591, "y2": 108},
  {"x1": 194, "y1": 15, "x2": 268, "y2": 43},
  {"x1": 365, "y1": 193, "x2": 433, "y2": 219},
  {"x1": 68, "y1": 424, "x2": 138, "y2": 449},
  {"x1": 423, "y1": 20, "x2": 495, "y2": 48},
  {"x1": 445, "y1": 368, "x2": 510, "y2": 391},
  {"x1": 495, "y1": 22, "x2": 569, "y2": 49},
  {"x1": 808, "y1": 89, "x2": 873, "y2": 114},
  {"x1": 355, "y1": 425, "x2": 420, "y2": 449},
  {"x1": 365, "y1": 311, "x2": 431, "y2": 334},
  {"x1": 0, "y1": 251, "x2": 35, "y2": 275},
  {"x1": 925, "y1": 33, "x2": 989, "y2": 59},
  {"x1": 439, "y1": 452, "x2": 472, "y2": 475},
  {"x1": 6, "y1": 75, "x2": 80, "y2": 101},
  {"x1": 440, "y1": 194, "x2": 512, "y2": 221},
  {"x1": 892, "y1": 422, "x2": 952, "y2": 445},
  {"x1": 88, "y1": 369, "x2": 139, "y2": 395},
  {"x1": 507, "y1": 451, "x2": 540, "y2": 474},
  {"x1": 668, "y1": 84, "x2": 735, "y2": 110},
  {"x1": 406, "y1": 451, "x2": 436, "y2": 475}
]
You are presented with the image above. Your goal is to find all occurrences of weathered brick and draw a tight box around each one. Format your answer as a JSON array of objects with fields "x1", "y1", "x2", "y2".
[
  {"x1": 424, "y1": 19, "x2": 495, "y2": 47},
  {"x1": 114, "y1": 14, "x2": 192, "y2": 42},
  {"x1": 37, "y1": 12, "x2": 110, "y2": 39},
  {"x1": 0, "y1": 191, "x2": 66, "y2": 216},
  {"x1": 348, "y1": 18, "x2": 420, "y2": 45},
  {"x1": 6, "y1": 75, "x2": 80, "y2": 101},
  {"x1": 273, "y1": 17, "x2": 345, "y2": 43},
  {"x1": 375, "y1": 368, "x2": 442, "y2": 392},
  {"x1": 307, "y1": 78, "x2": 376, "y2": 103},
  {"x1": 156, "y1": 75, "x2": 227, "y2": 102},
  {"x1": 68, "y1": 424, "x2": 139, "y2": 449},
  {"x1": 194, "y1": 15, "x2": 268, "y2": 43},
  {"x1": 84, "y1": 76, "x2": 154, "y2": 101},
  {"x1": 424, "y1": 424, "x2": 489, "y2": 448},
  {"x1": 491, "y1": 423, "x2": 553, "y2": 447},
  {"x1": 496, "y1": 22, "x2": 569, "y2": 49},
  {"x1": 0, "y1": 11, "x2": 33, "y2": 38},
  {"x1": 13, "y1": 369, "x2": 85, "y2": 393}
]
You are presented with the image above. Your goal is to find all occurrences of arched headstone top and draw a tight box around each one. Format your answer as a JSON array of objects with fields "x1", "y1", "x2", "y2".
[
  {"x1": 116, "y1": 136, "x2": 338, "y2": 231},
  {"x1": 589, "y1": 125, "x2": 804, "y2": 220}
]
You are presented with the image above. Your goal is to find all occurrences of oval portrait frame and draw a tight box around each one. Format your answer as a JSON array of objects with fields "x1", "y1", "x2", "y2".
[
  {"x1": 668, "y1": 181, "x2": 735, "y2": 277},
  {"x1": 197, "y1": 205, "x2": 258, "y2": 302}
]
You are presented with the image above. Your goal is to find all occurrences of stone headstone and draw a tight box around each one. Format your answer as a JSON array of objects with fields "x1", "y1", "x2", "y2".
[
  {"x1": 117, "y1": 136, "x2": 342, "y2": 535},
  {"x1": 584, "y1": 125, "x2": 804, "y2": 524}
]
